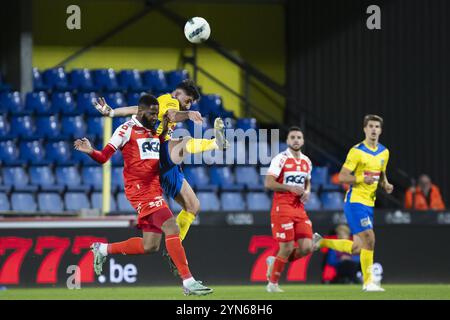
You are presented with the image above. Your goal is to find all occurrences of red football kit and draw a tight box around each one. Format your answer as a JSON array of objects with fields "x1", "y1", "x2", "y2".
[{"x1": 267, "y1": 148, "x2": 313, "y2": 242}]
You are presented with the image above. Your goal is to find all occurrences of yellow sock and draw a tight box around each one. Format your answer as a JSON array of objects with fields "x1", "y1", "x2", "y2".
[
  {"x1": 185, "y1": 138, "x2": 218, "y2": 154},
  {"x1": 320, "y1": 239, "x2": 353, "y2": 254},
  {"x1": 360, "y1": 249, "x2": 374, "y2": 285},
  {"x1": 176, "y1": 210, "x2": 196, "y2": 241}
]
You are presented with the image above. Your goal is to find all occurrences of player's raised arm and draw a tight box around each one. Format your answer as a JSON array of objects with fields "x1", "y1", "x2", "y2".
[
  {"x1": 166, "y1": 109, "x2": 203, "y2": 124},
  {"x1": 93, "y1": 97, "x2": 138, "y2": 117},
  {"x1": 74, "y1": 137, "x2": 116, "y2": 164}
]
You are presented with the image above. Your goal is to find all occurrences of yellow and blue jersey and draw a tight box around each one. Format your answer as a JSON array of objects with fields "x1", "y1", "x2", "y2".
[
  {"x1": 343, "y1": 141, "x2": 390, "y2": 207},
  {"x1": 155, "y1": 94, "x2": 180, "y2": 141}
]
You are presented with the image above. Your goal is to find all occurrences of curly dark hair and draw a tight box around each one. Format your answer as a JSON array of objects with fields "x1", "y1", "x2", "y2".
[{"x1": 176, "y1": 79, "x2": 200, "y2": 101}]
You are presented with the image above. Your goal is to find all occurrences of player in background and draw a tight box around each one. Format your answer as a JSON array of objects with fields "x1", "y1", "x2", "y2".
[
  {"x1": 74, "y1": 94, "x2": 213, "y2": 296},
  {"x1": 94, "y1": 80, "x2": 228, "y2": 242},
  {"x1": 313, "y1": 115, "x2": 393, "y2": 292},
  {"x1": 264, "y1": 126, "x2": 314, "y2": 293}
]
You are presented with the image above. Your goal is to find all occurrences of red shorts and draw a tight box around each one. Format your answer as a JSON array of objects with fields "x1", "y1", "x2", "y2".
[
  {"x1": 271, "y1": 215, "x2": 313, "y2": 242},
  {"x1": 137, "y1": 207, "x2": 174, "y2": 233}
]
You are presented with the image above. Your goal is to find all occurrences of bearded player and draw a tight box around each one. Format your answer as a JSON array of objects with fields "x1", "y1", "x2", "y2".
[
  {"x1": 264, "y1": 126, "x2": 314, "y2": 293},
  {"x1": 94, "y1": 80, "x2": 228, "y2": 243},
  {"x1": 313, "y1": 115, "x2": 393, "y2": 292},
  {"x1": 74, "y1": 94, "x2": 212, "y2": 295}
]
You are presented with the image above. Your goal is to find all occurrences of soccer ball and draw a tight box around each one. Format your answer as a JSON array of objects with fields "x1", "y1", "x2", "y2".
[{"x1": 184, "y1": 17, "x2": 211, "y2": 44}]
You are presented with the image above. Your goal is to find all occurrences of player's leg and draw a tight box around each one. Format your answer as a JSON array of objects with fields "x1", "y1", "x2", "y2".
[
  {"x1": 174, "y1": 179, "x2": 200, "y2": 241},
  {"x1": 312, "y1": 233, "x2": 360, "y2": 255},
  {"x1": 288, "y1": 217, "x2": 314, "y2": 261}
]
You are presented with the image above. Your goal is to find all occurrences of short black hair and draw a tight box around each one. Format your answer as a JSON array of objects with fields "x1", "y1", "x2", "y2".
[
  {"x1": 138, "y1": 94, "x2": 159, "y2": 109},
  {"x1": 287, "y1": 126, "x2": 303, "y2": 136},
  {"x1": 176, "y1": 79, "x2": 200, "y2": 101}
]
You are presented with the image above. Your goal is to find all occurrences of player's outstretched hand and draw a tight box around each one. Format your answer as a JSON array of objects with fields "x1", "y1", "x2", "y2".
[
  {"x1": 383, "y1": 182, "x2": 394, "y2": 194},
  {"x1": 289, "y1": 185, "x2": 305, "y2": 196},
  {"x1": 94, "y1": 97, "x2": 114, "y2": 117},
  {"x1": 74, "y1": 138, "x2": 93, "y2": 154},
  {"x1": 300, "y1": 190, "x2": 310, "y2": 203},
  {"x1": 188, "y1": 111, "x2": 203, "y2": 124}
]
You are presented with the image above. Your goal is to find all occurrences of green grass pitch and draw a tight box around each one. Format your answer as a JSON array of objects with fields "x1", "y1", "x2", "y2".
[{"x1": 1, "y1": 284, "x2": 450, "y2": 300}]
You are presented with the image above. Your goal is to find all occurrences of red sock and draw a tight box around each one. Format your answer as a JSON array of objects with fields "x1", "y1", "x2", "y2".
[
  {"x1": 269, "y1": 256, "x2": 288, "y2": 284},
  {"x1": 108, "y1": 237, "x2": 145, "y2": 255},
  {"x1": 288, "y1": 250, "x2": 302, "y2": 262},
  {"x1": 165, "y1": 234, "x2": 192, "y2": 280}
]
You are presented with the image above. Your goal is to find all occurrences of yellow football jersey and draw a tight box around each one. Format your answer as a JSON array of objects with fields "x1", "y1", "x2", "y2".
[
  {"x1": 156, "y1": 94, "x2": 180, "y2": 141},
  {"x1": 343, "y1": 141, "x2": 390, "y2": 207}
]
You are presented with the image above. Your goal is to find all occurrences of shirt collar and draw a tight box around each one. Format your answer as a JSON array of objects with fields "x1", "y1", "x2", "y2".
[
  {"x1": 131, "y1": 115, "x2": 152, "y2": 132},
  {"x1": 286, "y1": 148, "x2": 302, "y2": 159}
]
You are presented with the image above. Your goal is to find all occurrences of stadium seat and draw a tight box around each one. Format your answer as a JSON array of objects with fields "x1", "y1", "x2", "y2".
[
  {"x1": 0, "y1": 141, "x2": 25, "y2": 165},
  {"x1": 2, "y1": 167, "x2": 37, "y2": 192},
  {"x1": 51, "y1": 92, "x2": 77, "y2": 115},
  {"x1": 117, "y1": 192, "x2": 135, "y2": 212},
  {"x1": 38, "y1": 193, "x2": 64, "y2": 213},
  {"x1": 196, "y1": 191, "x2": 220, "y2": 211},
  {"x1": 61, "y1": 116, "x2": 87, "y2": 138},
  {"x1": 10, "y1": 115, "x2": 38, "y2": 139},
  {"x1": 142, "y1": 70, "x2": 168, "y2": 93},
  {"x1": 0, "y1": 114, "x2": 13, "y2": 140},
  {"x1": 210, "y1": 167, "x2": 244, "y2": 191},
  {"x1": 0, "y1": 192, "x2": 10, "y2": 211},
  {"x1": 111, "y1": 151, "x2": 124, "y2": 166},
  {"x1": 42, "y1": 67, "x2": 71, "y2": 91},
  {"x1": 35, "y1": 115, "x2": 64, "y2": 140},
  {"x1": 82, "y1": 166, "x2": 103, "y2": 191},
  {"x1": 19, "y1": 140, "x2": 49, "y2": 165},
  {"x1": 166, "y1": 70, "x2": 189, "y2": 91},
  {"x1": 69, "y1": 68, "x2": 96, "y2": 92},
  {"x1": 304, "y1": 192, "x2": 321, "y2": 211},
  {"x1": 199, "y1": 94, "x2": 222, "y2": 118},
  {"x1": 11, "y1": 192, "x2": 37, "y2": 212},
  {"x1": 126, "y1": 92, "x2": 141, "y2": 106},
  {"x1": 311, "y1": 167, "x2": 329, "y2": 187},
  {"x1": 236, "y1": 118, "x2": 258, "y2": 131},
  {"x1": 235, "y1": 166, "x2": 264, "y2": 191},
  {"x1": 183, "y1": 166, "x2": 217, "y2": 191},
  {"x1": 221, "y1": 192, "x2": 246, "y2": 211},
  {"x1": 46, "y1": 141, "x2": 74, "y2": 165},
  {"x1": 168, "y1": 197, "x2": 183, "y2": 213},
  {"x1": 71, "y1": 146, "x2": 98, "y2": 165},
  {"x1": 64, "y1": 192, "x2": 91, "y2": 211},
  {"x1": 55, "y1": 166, "x2": 89, "y2": 192},
  {"x1": 111, "y1": 167, "x2": 124, "y2": 191},
  {"x1": 246, "y1": 192, "x2": 271, "y2": 211},
  {"x1": 104, "y1": 92, "x2": 126, "y2": 109},
  {"x1": 77, "y1": 92, "x2": 98, "y2": 115},
  {"x1": 93, "y1": 68, "x2": 122, "y2": 92},
  {"x1": 321, "y1": 192, "x2": 344, "y2": 210},
  {"x1": 113, "y1": 116, "x2": 131, "y2": 130},
  {"x1": 118, "y1": 69, "x2": 148, "y2": 92},
  {"x1": 91, "y1": 192, "x2": 117, "y2": 212},
  {"x1": 29, "y1": 166, "x2": 63, "y2": 192},
  {"x1": 25, "y1": 91, "x2": 51, "y2": 114},
  {"x1": 33, "y1": 68, "x2": 49, "y2": 91},
  {"x1": 87, "y1": 117, "x2": 104, "y2": 139},
  {"x1": 0, "y1": 91, "x2": 27, "y2": 114}
]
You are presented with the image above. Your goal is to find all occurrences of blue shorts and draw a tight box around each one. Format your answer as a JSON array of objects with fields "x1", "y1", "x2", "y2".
[
  {"x1": 344, "y1": 202, "x2": 374, "y2": 235},
  {"x1": 159, "y1": 140, "x2": 184, "y2": 199}
]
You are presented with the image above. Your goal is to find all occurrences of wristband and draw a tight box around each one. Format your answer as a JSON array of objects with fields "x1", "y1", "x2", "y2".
[{"x1": 109, "y1": 109, "x2": 115, "y2": 118}]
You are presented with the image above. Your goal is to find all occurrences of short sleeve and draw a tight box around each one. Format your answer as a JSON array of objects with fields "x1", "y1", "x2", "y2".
[
  {"x1": 267, "y1": 154, "x2": 286, "y2": 178},
  {"x1": 382, "y1": 149, "x2": 390, "y2": 172},
  {"x1": 108, "y1": 122, "x2": 132, "y2": 150},
  {"x1": 306, "y1": 157, "x2": 313, "y2": 180},
  {"x1": 342, "y1": 148, "x2": 360, "y2": 172}
]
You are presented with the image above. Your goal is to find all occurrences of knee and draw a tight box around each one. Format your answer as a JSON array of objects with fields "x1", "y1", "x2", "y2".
[
  {"x1": 143, "y1": 243, "x2": 160, "y2": 254},
  {"x1": 299, "y1": 245, "x2": 313, "y2": 256},
  {"x1": 360, "y1": 235, "x2": 375, "y2": 250},
  {"x1": 279, "y1": 243, "x2": 295, "y2": 257},
  {"x1": 162, "y1": 219, "x2": 180, "y2": 235},
  {"x1": 184, "y1": 196, "x2": 200, "y2": 215}
]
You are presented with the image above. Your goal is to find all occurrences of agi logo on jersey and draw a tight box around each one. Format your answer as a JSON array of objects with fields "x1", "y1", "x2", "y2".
[
  {"x1": 137, "y1": 138, "x2": 160, "y2": 160},
  {"x1": 284, "y1": 172, "x2": 307, "y2": 186}
]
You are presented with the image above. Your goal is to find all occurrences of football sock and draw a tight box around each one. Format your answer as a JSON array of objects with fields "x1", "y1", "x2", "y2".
[
  {"x1": 176, "y1": 210, "x2": 196, "y2": 241},
  {"x1": 360, "y1": 249, "x2": 374, "y2": 285},
  {"x1": 185, "y1": 138, "x2": 218, "y2": 154},
  {"x1": 269, "y1": 256, "x2": 288, "y2": 284},
  {"x1": 107, "y1": 237, "x2": 145, "y2": 255},
  {"x1": 165, "y1": 234, "x2": 192, "y2": 280},
  {"x1": 320, "y1": 239, "x2": 353, "y2": 254}
]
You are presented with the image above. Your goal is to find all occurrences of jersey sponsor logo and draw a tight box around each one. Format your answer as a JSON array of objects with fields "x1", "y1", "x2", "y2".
[
  {"x1": 281, "y1": 222, "x2": 294, "y2": 230},
  {"x1": 285, "y1": 164, "x2": 293, "y2": 169},
  {"x1": 137, "y1": 138, "x2": 160, "y2": 160},
  {"x1": 148, "y1": 196, "x2": 164, "y2": 209},
  {"x1": 284, "y1": 172, "x2": 307, "y2": 185}
]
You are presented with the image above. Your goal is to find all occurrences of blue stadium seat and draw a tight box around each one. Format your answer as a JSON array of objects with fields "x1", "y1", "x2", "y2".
[
  {"x1": 82, "y1": 166, "x2": 102, "y2": 191},
  {"x1": 25, "y1": 91, "x2": 51, "y2": 114},
  {"x1": 2, "y1": 167, "x2": 37, "y2": 192},
  {"x1": 246, "y1": 192, "x2": 272, "y2": 211},
  {"x1": 210, "y1": 167, "x2": 244, "y2": 191},
  {"x1": 46, "y1": 141, "x2": 74, "y2": 165},
  {"x1": 221, "y1": 192, "x2": 246, "y2": 211},
  {"x1": 168, "y1": 198, "x2": 182, "y2": 213},
  {"x1": 118, "y1": 70, "x2": 148, "y2": 92},
  {"x1": 0, "y1": 91, "x2": 27, "y2": 114},
  {"x1": 321, "y1": 192, "x2": 344, "y2": 210},
  {"x1": 0, "y1": 192, "x2": 10, "y2": 211},
  {"x1": 77, "y1": 92, "x2": 98, "y2": 115},
  {"x1": 65, "y1": 192, "x2": 91, "y2": 211},
  {"x1": 91, "y1": 192, "x2": 117, "y2": 212},
  {"x1": 51, "y1": 92, "x2": 77, "y2": 115},
  {"x1": 304, "y1": 192, "x2": 321, "y2": 211},
  {"x1": 111, "y1": 151, "x2": 124, "y2": 166},
  {"x1": 142, "y1": 70, "x2": 168, "y2": 93},
  {"x1": 0, "y1": 114, "x2": 13, "y2": 140},
  {"x1": 11, "y1": 192, "x2": 37, "y2": 212},
  {"x1": 113, "y1": 116, "x2": 131, "y2": 130},
  {"x1": 166, "y1": 70, "x2": 189, "y2": 91},
  {"x1": 61, "y1": 116, "x2": 87, "y2": 138},
  {"x1": 311, "y1": 167, "x2": 329, "y2": 187},
  {"x1": 200, "y1": 94, "x2": 222, "y2": 117},
  {"x1": 112, "y1": 167, "x2": 124, "y2": 191},
  {"x1": 35, "y1": 115, "x2": 64, "y2": 140},
  {"x1": 235, "y1": 166, "x2": 264, "y2": 191},
  {"x1": 197, "y1": 191, "x2": 220, "y2": 211},
  {"x1": 117, "y1": 192, "x2": 135, "y2": 212},
  {"x1": 87, "y1": 117, "x2": 104, "y2": 139},
  {"x1": 10, "y1": 115, "x2": 38, "y2": 139},
  {"x1": 183, "y1": 166, "x2": 217, "y2": 191},
  {"x1": 236, "y1": 118, "x2": 258, "y2": 131},
  {"x1": 69, "y1": 68, "x2": 96, "y2": 92},
  {"x1": 0, "y1": 141, "x2": 25, "y2": 165},
  {"x1": 33, "y1": 68, "x2": 49, "y2": 91},
  {"x1": 29, "y1": 166, "x2": 63, "y2": 192},
  {"x1": 19, "y1": 140, "x2": 49, "y2": 165},
  {"x1": 42, "y1": 68, "x2": 71, "y2": 91},
  {"x1": 104, "y1": 92, "x2": 126, "y2": 108},
  {"x1": 93, "y1": 69, "x2": 121, "y2": 92},
  {"x1": 55, "y1": 166, "x2": 89, "y2": 192},
  {"x1": 38, "y1": 193, "x2": 64, "y2": 213}
]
